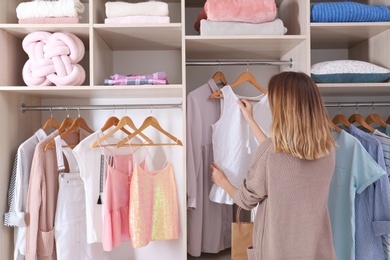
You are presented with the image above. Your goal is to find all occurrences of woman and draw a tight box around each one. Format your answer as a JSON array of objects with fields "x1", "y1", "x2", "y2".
[{"x1": 211, "y1": 71, "x2": 337, "y2": 260}]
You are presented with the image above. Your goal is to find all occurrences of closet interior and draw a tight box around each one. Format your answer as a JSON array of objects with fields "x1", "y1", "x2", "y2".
[{"x1": 0, "y1": 0, "x2": 390, "y2": 259}]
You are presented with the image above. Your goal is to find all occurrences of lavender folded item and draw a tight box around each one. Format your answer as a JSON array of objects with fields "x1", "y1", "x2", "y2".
[
  {"x1": 105, "y1": 1, "x2": 169, "y2": 18},
  {"x1": 104, "y1": 15, "x2": 170, "y2": 24},
  {"x1": 22, "y1": 31, "x2": 86, "y2": 86},
  {"x1": 200, "y1": 18, "x2": 287, "y2": 36},
  {"x1": 104, "y1": 72, "x2": 168, "y2": 85},
  {"x1": 205, "y1": 0, "x2": 277, "y2": 24}
]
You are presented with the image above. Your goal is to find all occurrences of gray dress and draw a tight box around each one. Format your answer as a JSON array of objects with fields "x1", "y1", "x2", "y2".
[{"x1": 187, "y1": 79, "x2": 233, "y2": 256}]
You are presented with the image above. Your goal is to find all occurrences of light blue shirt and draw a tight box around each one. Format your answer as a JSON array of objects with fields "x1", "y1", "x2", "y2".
[
  {"x1": 328, "y1": 130, "x2": 386, "y2": 260},
  {"x1": 345, "y1": 125, "x2": 390, "y2": 260}
]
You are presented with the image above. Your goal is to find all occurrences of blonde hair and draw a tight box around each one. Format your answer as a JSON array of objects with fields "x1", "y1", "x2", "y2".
[{"x1": 268, "y1": 71, "x2": 336, "y2": 160}]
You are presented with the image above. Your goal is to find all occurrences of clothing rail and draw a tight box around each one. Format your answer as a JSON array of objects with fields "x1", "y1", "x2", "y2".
[
  {"x1": 20, "y1": 103, "x2": 182, "y2": 113},
  {"x1": 325, "y1": 102, "x2": 390, "y2": 108},
  {"x1": 186, "y1": 58, "x2": 293, "y2": 68}
]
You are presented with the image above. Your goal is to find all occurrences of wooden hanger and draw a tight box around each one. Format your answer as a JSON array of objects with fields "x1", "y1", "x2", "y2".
[
  {"x1": 366, "y1": 113, "x2": 387, "y2": 128},
  {"x1": 348, "y1": 113, "x2": 375, "y2": 132},
  {"x1": 101, "y1": 116, "x2": 132, "y2": 135},
  {"x1": 59, "y1": 117, "x2": 94, "y2": 138},
  {"x1": 45, "y1": 117, "x2": 95, "y2": 150},
  {"x1": 332, "y1": 114, "x2": 351, "y2": 128},
  {"x1": 210, "y1": 71, "x2": 267, "y2": 100},
  {"x1": 92, "y1": 116, "x2": 154, "y2": 148},
  {"x1": 365, "y1": 103, "x2": 387, "y2": 128},
  {"x1": 42, "y1": 108, "x2": 60, "y2": 131},
  {"x1": 212, "y1": 71, "x2": 227, "y2": 85},
  {"x1": 116, "y1": 116, "x2": 183, "y2": 147},
  {"x1": 42, "y1": 117, "x2": 60, "y2": 131},
  {"x1": 386, "y1": 116, "x2": 390, "y2": 125},
  {"x1": 57, "y1": 117, "x2": 73, "y2": 133}
]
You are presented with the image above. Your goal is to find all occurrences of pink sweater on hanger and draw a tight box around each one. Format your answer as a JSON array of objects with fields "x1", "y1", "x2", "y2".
[{"x1": 25, "y1": 131, "x2": 85, "y2": 260}]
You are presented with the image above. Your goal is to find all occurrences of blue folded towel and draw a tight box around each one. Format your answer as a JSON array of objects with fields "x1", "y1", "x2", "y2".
[{"x1": 311, "y1": 2, "x2": 390, "y2": 22}]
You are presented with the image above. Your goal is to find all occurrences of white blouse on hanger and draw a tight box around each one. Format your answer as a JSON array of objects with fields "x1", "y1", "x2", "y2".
[{"x1": 209, "y1": 85, "x2": 272, "y2": 204}]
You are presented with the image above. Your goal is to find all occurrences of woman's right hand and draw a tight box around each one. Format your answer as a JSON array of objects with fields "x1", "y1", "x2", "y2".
[
  {"x1": 238, "y1": 99, "x2": 268, "y2": 143},
  {"x1": 237, "y1": 99, "x2": 254, "y2": 123}
]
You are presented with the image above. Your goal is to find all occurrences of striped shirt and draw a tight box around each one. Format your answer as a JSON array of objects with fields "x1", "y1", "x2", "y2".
[
  {"x1": 3, "y1": 129, "x2": 47, "y2": 259},
  {"x1": 372, "y1": 129, "x2": 390, "y2": 259},
  {"x1": 344, "y1": 125, "x2": 390, "y2": 260}
]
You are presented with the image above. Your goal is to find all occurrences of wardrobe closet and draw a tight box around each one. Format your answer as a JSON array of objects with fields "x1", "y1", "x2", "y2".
[{"x1": 0, "y1": 0, "x2": 389, "y2": 260}]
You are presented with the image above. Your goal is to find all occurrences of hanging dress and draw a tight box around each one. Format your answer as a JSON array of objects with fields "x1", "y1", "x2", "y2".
[
  {"x1": 209, "y1": 85, "x2": 272, "y2": 204},
  {"x1": 54, "y1": 136, "x2": 101, "y2": 260},
  {"x1": 129, "y1": 157, "x2": 179, "y2": 248},
  {"x1": 102, "y1": 153, "x2": 134, "y2": 251}
]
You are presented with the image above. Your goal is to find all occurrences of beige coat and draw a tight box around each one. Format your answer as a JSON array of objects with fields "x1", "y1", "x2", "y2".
[{"x1": 233, "y1": 139, "x2": 336, "y2": 260}]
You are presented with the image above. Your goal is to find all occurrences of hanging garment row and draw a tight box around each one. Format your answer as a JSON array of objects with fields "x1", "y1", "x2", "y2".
[
  {"x1": 186, "y1": 67, "x2": 272, "y2": 257},
  {"x1": 329, "y1": 106, "x2": 390, "y2": 260},
  {"x1": 4, "y1": 110, "x2": 182, "y2": 260},
  {"x1": 186, "y1": 65, "x2": 390, "y2": 260}
]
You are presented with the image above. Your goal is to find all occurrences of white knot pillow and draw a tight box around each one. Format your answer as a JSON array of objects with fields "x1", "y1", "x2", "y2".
[
  {"x1": 22, "y1": 31, "x2": 86, "y2": 86},
  {"x1": 311, "y1": 60, "x2": 390, "y2": 83}
]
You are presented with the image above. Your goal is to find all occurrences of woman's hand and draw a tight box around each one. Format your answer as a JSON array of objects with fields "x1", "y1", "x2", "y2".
[
  {"x1": 210, "y1": 162, "x2": 239, "y2": 197},
  {"x1": 237, "y1": 98, "x2": 268, "y2": 143},
  {"x1": 237, "y1": 99, "x2": 254, "y2": 124},
  {"x1": 210, "y1": 162, "x2": 229, "y2": 188}
]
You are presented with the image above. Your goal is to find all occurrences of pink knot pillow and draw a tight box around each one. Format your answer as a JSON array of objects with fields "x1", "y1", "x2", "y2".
[{"x1": 22, "y1": 31, "x2": 86, "y2": 87}]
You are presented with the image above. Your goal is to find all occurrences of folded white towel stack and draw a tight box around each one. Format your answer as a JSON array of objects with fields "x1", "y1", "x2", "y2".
[
  {"x1": 16, "y1": 0, "x2": 85, "y2": 19},
  {"x1": 105, "y1": 1, "x2": 169, "y2": 18}
]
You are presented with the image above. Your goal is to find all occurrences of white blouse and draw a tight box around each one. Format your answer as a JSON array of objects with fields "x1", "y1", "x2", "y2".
[{"x1": 209, "y1": 85, "x2": 272, "y2": 204}]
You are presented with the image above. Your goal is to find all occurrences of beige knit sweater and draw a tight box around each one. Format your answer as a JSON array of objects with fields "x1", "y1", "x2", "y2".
[{"x1": 233, "y1": 138, "x2": 336, "y2": 260}]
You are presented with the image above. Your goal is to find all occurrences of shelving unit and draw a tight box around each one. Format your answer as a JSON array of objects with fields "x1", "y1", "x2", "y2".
[{"x1": 311, "y1": 21, "x2": 390, "y2": 98}]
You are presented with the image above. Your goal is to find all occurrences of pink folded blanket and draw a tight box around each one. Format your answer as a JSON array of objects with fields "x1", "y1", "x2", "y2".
[
  {"x1": 18, "y1": 17, "x2": 80, "y2": 24},
  {"x1": 22, "y1": 31, "x2": 86, "y2": 87},
  {"x1": 204, "y1": 0, "x2": 277, "y2": 24}
]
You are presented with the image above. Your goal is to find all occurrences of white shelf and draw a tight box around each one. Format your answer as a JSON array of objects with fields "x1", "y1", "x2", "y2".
[
  {"x1": 185, "y1": 35, "x2": 306, "y2": 59},
  {"x1": 311, "y1": 22, "x2": 390, "y2": 49},
  {"x1": 318, "y1": 83, "x2": 390, "y2": 96},
  {"x1": 93, "y1": 24, "x2": 182, "y2": 50},
  {"x1": 0, "y1": 24, "x2": 90, "y2": 46},
  {"x1": 0, "y1": 85, "x2": 183, "y2": 99}
]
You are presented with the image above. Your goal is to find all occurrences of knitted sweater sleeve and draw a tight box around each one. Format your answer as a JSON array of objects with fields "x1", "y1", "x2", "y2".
[{"x1": 233, "y1": 139, "x2": 271, "y2": 210}]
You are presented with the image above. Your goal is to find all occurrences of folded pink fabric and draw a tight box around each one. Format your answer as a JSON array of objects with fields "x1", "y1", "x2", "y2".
[
  {"x1": 204, "y1": 0, "x2": 277, "y2": 24},
  {"x1": 22, "y1": 31, "x2": 86, "y2": 86},
  {"x1": 18, "y1": 17, "x2": 80, "y2": 24},
  {"x1": 104, "y1": 15, "x2": 170, "y2": 24}
]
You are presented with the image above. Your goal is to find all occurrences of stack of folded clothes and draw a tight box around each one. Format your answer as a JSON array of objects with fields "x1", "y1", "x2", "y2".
[
  {"x1": 311, "y1": 1, "x2": 390, "y2": 22},
  {"x1": 105, "y1": 1, "x2": 170, "y2": 24},
  {"x1": 194, "y1": 0, "x2": 287, "y2": 36},
  {"x1": 16, "y1": 0, "x2": 85, "y2": 24},
  {"x1": 104, "y1": 72, "x2": 168, "y2": 86}
]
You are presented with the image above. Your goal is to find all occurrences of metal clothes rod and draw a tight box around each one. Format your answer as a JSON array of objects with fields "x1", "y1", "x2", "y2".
[
  {"x1": 20, "y1": 103, "x2": 182, "y2": 113},
  {"x1": 325, "y1": 102, "x2": 390, "y2": 108},
  {"x1": 186, "y1": 59, "x2": 293, "y2": 68}
]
